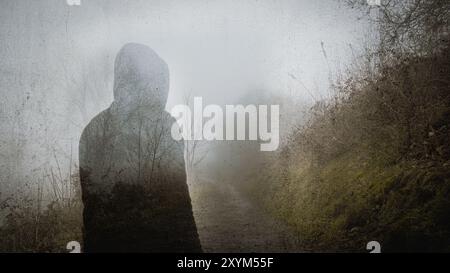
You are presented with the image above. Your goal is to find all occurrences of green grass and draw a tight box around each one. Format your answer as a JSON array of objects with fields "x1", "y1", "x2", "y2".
[{"x1": 256, "y1": 148, "x2": 450, "y2": 252}]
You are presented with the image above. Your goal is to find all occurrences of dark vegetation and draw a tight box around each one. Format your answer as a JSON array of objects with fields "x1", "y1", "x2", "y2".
[
  {"x1": 0, "y1": 172, "x2": 82, "y2": 252},
  {"x1": 248, "y1": 0, "x2": 450, "y2": 252}
]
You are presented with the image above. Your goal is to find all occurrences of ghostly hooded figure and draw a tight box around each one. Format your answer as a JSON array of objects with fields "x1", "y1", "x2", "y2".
[{"x1": 79, "y1": 43, "x2": 202, "y2": 252}]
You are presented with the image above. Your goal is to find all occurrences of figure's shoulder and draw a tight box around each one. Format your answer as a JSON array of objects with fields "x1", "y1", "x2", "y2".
[{"x1": 80, "y1": 108, "x2": 112, "y2": 142}]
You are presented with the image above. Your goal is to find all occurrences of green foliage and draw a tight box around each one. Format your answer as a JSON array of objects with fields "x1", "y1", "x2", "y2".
[{"x1": 256, "y1": 148, "x2": 450, "y2": 252}]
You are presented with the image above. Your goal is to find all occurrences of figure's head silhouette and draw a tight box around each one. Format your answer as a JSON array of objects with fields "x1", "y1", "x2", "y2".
[
  {"x1": 113, "y1": 43, "x2": 169, "y2": 110},
  {"x1": 80, "y1": 43, "x2": 202, "y2": 253}
]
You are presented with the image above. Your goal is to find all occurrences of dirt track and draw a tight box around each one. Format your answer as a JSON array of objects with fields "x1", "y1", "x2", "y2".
[{"x1": 189, "y1": 179, "x2": 301, "y2": 253}]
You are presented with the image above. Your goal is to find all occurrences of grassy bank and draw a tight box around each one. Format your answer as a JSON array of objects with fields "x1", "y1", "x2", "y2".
[
  {"x1": 249, "y1": 2, "x2": 450, "y2": 250},
  {"x1": 254, "y1": 150, "x2": 450, "y2": 252}
]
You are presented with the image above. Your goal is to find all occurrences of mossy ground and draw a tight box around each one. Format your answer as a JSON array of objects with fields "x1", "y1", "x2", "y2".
[{"x1": 252, "y1": 149, "x2": 450, "y2": 252}]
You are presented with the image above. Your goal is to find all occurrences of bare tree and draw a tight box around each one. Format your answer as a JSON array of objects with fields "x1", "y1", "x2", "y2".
[
  {"x1": 344, "y1": 0, "x2": 450, "y2": 56},
  {"x1": 182, "y1": 93, "x2": 209, "y2": 183}
]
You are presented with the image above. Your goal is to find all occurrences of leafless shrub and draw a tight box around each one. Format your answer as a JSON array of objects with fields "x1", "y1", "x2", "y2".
[{"x1": 0, "y1": 165, "x2": 82, "y2": 252}]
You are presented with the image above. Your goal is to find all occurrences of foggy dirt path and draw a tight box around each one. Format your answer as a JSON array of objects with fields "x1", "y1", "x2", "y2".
[{"x1": 189, "y1": 178, "x2": 301, "y2": 253}]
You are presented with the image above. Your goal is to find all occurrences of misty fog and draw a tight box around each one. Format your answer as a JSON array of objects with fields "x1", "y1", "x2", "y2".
[{"x1": 0, "y1": 0, "x2": 371, "y2": 196}]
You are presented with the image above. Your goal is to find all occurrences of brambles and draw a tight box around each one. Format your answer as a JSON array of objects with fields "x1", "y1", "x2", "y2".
[
  {"x1": 250, "y1": 0, "x2": 450, "y2": 252},
  {"x1": 0, "y1": 170, "x2": 82, "y2": 253}
]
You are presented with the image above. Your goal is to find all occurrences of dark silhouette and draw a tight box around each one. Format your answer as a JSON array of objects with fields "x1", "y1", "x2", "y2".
[{"x1": 79, "y1": 43, "x2": 202, "y2": 252}]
